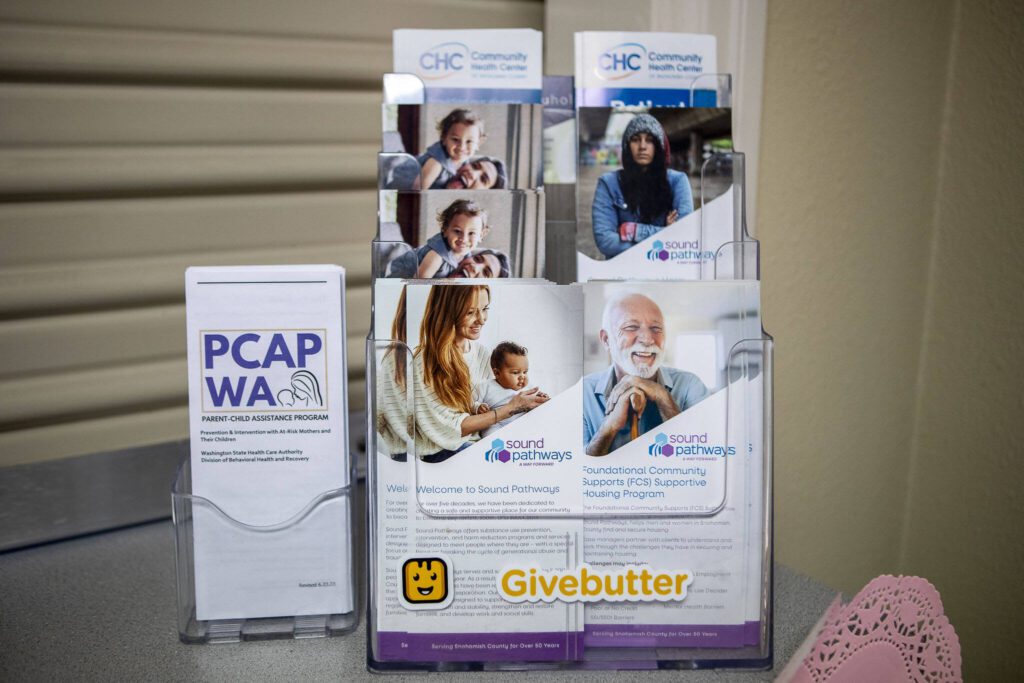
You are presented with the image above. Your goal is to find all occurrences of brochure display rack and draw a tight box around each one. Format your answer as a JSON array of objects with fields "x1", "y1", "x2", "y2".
[{"x1": 367, "y1": 29, "x2": 773, "y2": 672}]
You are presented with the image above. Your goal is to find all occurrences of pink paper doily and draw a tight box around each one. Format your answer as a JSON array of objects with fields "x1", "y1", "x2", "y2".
[{"x1": 789, "y1": 575, "x2": 962, "y2": 683}]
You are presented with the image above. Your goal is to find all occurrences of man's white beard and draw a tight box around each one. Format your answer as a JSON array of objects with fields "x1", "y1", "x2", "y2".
[{"x1": 611, "y1": 342, "x2": 664, "y2": 379}]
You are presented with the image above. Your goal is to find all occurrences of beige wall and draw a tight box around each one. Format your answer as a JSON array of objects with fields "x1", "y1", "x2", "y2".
[
  {"x1": 899, "y1": 1, "x2": 1024, "y2": 679},
  {"x1": 760, "y1": 0, "x2": 1023, "y2": 678},
  {"x1": 759, "y1": 0, "x2": 953, "y2": 593}
]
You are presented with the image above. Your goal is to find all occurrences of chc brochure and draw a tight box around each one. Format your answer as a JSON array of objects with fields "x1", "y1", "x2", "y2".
[
  {"x1": 394, "y1": 29, "x2": 542, "y2": 103},
  {"x1": 575, "y1": 31, "x2": 719, "y2": 107}
]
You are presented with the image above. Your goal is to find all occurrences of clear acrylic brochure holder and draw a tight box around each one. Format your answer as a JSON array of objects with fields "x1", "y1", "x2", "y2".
[
  {"x1": 172, "y1": 459, "x2": 358, "y2": 643},
  {"x1": 367, "y1": 71, "x2": 768, "y2": 668},
  {"x1": 366, "y1": 154, "x2": 772, "y2": 668},
  {"x1": 366, "y1": 326, "x2": 772, "y2": 669}
]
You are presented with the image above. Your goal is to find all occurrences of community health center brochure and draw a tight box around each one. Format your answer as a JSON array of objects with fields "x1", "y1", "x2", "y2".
[
  {"x1": 393, "y1": 28, "x2": 542, "y2": 103},
  {"x1": 574, "y1": 31, "x2": 718, "y2": 107}
]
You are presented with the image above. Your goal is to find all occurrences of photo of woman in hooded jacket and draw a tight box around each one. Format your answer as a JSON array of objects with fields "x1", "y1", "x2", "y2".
[{"x1": 591, "y1": 113, "x2": 694, "y2": 259}]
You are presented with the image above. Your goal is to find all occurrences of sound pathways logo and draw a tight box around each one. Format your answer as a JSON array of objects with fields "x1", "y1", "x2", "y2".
[
  {"x1": 645, "y1": 239, "x2": 716, "y2": 264},
  {"x1": 485, "y1": 438, "x2": 512, "y2": 463},
  {"x1": 646, "y1": 240, "x2": 670, "y2": 262},
  {"x1": 648, "y1": 433, "x2": 674, "y2": 457},
  {"x1": 648, "y1": 431, "x2": 736, "y2": 458},
  {"x1": 484, "y1": 437, "x2": 572, "y2": 465}
]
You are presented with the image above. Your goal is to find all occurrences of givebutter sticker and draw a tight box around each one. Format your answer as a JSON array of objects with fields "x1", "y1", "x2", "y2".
[{"x1": 498, "y1": 564, "x2": 692, "y2": 603}]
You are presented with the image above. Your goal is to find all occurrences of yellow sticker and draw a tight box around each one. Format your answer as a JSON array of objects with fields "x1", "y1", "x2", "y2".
[{"x1": 400, "y1": 556, "x2": 452, "y2": 609}]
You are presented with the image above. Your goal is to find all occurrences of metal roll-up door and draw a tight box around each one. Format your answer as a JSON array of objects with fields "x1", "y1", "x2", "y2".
[{"x1": 0, "y1": 0, "x2": 542, "y2": 548}]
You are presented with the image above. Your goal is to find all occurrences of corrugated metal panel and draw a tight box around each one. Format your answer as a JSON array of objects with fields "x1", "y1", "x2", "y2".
[
  {"x1": 0, "y1": 0, "x2": 543, "y2": 467},
  {"x1": 0, "y1": 145, "x2": 377, "y2": 197},
  {"x1": 0, "y1": 23, "x2": 392, "y2": 85},
  {"x1": 0, "y1": 1, "x2": 543, "y2": 39},
  {"x1": 0, "y1": 85, "x2": 380, "y2": 145}
]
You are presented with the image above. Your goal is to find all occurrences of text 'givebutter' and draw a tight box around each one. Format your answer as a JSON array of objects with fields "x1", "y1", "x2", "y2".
[{"x1": 497, "y1": 564, "x2": 692, "y2": 603}]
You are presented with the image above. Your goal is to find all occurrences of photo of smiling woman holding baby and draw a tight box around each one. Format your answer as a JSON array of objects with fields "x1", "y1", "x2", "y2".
[{"x1": 413, "y1": 284, "x2": 547, "y2": 463}]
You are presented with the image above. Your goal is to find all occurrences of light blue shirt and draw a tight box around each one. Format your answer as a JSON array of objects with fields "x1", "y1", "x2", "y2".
[
  {"x1": 474, "y1": 379, "x2": 518, "y2": 437},
  {"x1": 591, "y1": 169, "x2": 694, "y2": 258},
  {"x1": 386, "y1": 232, "x2": 460, "y2": 279},
  {"x1": 417, "y1": 140, "x2": 459, "y2": 189},
  {"x1": 582, "y1": 366, "x2": 709, "y2": 454}
]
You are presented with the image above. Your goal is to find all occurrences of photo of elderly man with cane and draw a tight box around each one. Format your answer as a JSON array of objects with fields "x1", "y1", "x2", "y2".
[{"x1": 583, "y1": 292, "x2": 709, "y2": 456}]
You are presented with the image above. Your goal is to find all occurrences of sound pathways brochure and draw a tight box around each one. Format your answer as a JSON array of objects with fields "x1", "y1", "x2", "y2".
[
  {"x1": 579, "y1": 281, "x2": 765, "y2": 647},
  {"x1": 575, "y1": 105, "x2": 735, "y2": 282}
]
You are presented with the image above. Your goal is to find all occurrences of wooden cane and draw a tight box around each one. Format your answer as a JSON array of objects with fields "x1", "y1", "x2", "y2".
[{"x1": 629, "y1": 392, "x2": 642, "y2": 441}]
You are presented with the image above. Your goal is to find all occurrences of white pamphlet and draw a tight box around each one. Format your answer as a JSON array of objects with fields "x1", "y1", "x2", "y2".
[{"x1": 185, "y1": 265, "x2": 352, "y2": 621}]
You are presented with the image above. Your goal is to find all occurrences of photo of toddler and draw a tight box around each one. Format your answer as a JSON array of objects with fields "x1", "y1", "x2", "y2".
[
  {"x1": 474, "y1": 341, "x2": 549, "y2": 437},
  {"x1": 387, "y1": 199, "x2": 489, "y2": 279},
  {"x1": 418, "y1": 109, "x2": 485, "y2": 190},
  {"x1": 382, "y1": 103, "x2": 540, "y2": 191}
]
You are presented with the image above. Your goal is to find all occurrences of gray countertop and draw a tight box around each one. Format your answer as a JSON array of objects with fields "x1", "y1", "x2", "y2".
[{"x1": 0, "y1": 494, "x2": 836, "y2": 682}]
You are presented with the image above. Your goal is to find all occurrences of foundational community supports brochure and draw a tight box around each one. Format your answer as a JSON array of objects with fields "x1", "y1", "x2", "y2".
[
  {"x1": 185, "y1": 266, "x2": 352, "y2": 621},
  {"x1": 579, "y1": 283, "x2": 764, "y2": 647},
  {"x1": 370, "y1": 279, "x2": 764, "y2": 659}
]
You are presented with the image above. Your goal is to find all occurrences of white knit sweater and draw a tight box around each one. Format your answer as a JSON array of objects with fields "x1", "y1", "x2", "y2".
[
  {"x1": 413, "y1": 341, "x2": 491, "y2": 456},
  {"x1": 374, "y1": 350, "x2": 411, "y2": 456}
]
